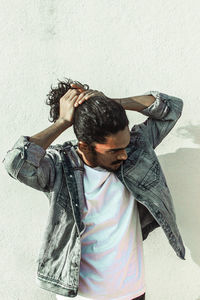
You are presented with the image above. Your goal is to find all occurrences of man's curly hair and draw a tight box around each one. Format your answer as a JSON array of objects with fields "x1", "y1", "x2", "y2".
[
  {"x1": 45, "y1": 77, "x2": 75, "y2": 123},
  {"x1": 45, "y1": 78, "x2": 129, "y2": 144}
]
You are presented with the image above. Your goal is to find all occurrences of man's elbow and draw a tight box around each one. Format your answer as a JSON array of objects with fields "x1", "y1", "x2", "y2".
[{"x1": 176, "y1": 96, "x2": 184, "y2": 118}]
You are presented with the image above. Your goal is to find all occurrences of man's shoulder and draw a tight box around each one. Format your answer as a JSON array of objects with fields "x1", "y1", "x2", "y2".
[
  {"x1": 130, "y1": 123, "x2": 144, "y2": 136},
  {"x1": 128, "y1": 124, "x2": 155, "y2": 155},
  {"x1": 47, "y1": 139, "x2": 78, "y2": 152},
  {"x1": 129, "y1": 124, "x2": 146, "y2": 145}
]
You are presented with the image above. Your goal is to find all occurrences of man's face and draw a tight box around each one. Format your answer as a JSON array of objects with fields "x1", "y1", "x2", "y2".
[{"x1": 78, "y1": 126, "x2": 131, "y2": 172}]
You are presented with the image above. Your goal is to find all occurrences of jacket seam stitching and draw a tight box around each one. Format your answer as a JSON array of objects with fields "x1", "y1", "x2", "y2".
[{"x1": 38, "y1": 273, "x2": 76, "y2": 289}]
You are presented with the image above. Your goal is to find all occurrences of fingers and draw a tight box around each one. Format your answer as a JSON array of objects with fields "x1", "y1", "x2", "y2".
[
  {"x1": 73, "y1": 89, "x2": 94, "y2": 107},
  {"x1": 61, "y1": 87, "x2": 104, "y2": 108},
  {"x1": 69, "y1": 82, "x2": 92, "y2": 104},
  {"x1": 70, "y1": 82, "x2": 85, "y2": 91},
  {"x1": 75, "y1": 92, "x2": 95, "y2": 105},
  {"x1": 61, "y1": 83, "x2": 98, "y2": 108},
  {"x1": 64, "y1": 89, "x2": 89, "y2": 107},
  {"x1": 74, "y1": 93, "x2": 87, "y2": 107},
  {"x1": 76, "y1": 89, "x2": 93, "y2": 102},
  {"x1": 60, "y1": 89, "x2": 79, "y2": 104}
]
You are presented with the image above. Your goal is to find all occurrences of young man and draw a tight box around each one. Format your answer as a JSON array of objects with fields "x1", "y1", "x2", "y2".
[{"x1": 3, "y1": 79, "x2": 186, "y2": 300}]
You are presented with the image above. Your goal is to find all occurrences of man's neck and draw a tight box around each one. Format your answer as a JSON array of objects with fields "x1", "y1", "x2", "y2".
[{"x1": 76, "y1": 148, "x2": 96, "y2": 168}]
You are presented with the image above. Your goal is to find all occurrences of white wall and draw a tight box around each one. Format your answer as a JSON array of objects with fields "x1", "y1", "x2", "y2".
[{"x1": 1, "y1": 1, "x2": 200, "y2": 299}]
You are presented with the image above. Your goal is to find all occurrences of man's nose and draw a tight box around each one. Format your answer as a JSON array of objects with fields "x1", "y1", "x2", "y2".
[{"x1": 117, "y1": 150, "x2": 128, "y2": 161}]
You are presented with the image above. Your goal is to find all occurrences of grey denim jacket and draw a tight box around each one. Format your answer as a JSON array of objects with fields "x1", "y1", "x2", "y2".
[{"x1": 3, "y1": 90, "x2": 186, "y2": 298}]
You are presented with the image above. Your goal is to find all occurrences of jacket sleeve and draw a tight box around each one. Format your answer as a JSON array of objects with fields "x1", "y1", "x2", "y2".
[
  {"x1": 2, "y1": 136, "x2": 56, "y2": 192},
  {"x1": 131, "y1": 91, "x2": 184, "y2": 149}
]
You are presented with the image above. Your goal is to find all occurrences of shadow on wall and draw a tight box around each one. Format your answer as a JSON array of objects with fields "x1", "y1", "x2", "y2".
[{"x1": 158, "y1": 124, "x2": 200, "y2": 266}]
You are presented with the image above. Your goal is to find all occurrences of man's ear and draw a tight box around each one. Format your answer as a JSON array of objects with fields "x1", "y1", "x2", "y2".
[{"x1": 78, "y1": 141, "x2": 90, "y2": 153}]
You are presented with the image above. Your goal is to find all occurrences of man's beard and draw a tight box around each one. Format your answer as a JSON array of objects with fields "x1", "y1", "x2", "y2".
[
  {"x1": 90, "y1": 146, "x2": 122, "y2": 172},
  {"x1": 97, "y1": 162, "x2": 122, "y2": 172}
]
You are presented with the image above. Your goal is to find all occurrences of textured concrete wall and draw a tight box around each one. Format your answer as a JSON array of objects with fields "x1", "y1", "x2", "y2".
[{"x1": 1, "y1": 1, "x2": 200, "y2": 299}]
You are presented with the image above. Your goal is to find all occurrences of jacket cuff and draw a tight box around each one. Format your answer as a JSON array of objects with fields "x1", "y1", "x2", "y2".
[
  {"x1": 140, "y1": 91, "x2": 170, "y2": 119},
  {"x1": 12, "y1": 135, "x2": 46, "y2": 167}
]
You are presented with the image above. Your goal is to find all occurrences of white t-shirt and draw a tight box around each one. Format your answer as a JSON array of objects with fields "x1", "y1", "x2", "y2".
[
  {"x1": 56, "y1": 164, "x2": 145, "y2": 300},
  {"x1": 78, "y1": 164, "x2": 145, "y2": 300}
]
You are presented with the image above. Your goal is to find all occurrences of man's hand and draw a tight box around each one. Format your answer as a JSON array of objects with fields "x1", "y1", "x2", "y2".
[
  {"x1": 58, "y1": 89, "x2": 80, "y2": 125},
  {"x1": 70, "y1": 82, "x2": 108, "y2": 107},
  {"x1": 58, "y1": 81, "x2": 107, "y2": 126}
]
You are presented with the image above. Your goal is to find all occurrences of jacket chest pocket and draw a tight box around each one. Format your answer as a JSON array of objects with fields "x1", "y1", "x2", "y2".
[
  {"x1": 123, "y1": 150, "x2": 161, "y2": 191},
  {"x1": 137, "y1": 159, "x2": 160, "y2": 190}
]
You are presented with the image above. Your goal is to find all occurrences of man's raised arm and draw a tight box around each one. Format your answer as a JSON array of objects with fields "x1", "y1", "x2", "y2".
[
  {"x1": 109, "y1": 94, "x2": 156, "y2": 112},
  {"x1": 110, "y1": 91, "x2": 184, "y2": 149},
  {"x1": 2, "y1": 88, "x2": 82, "y2": 192}
]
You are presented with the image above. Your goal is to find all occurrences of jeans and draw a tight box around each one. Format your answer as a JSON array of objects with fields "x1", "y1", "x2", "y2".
[
  {"x1": 132, "y1": 293, "x2": 145, "y2": 300},
  {"x1": 56, "y1": 293, "x2": 145, "y2": 300}
]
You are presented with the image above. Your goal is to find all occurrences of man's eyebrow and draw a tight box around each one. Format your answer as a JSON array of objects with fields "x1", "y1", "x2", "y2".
[{"x1": 107, "y1": 141, "x2": 130, "y2": 152}]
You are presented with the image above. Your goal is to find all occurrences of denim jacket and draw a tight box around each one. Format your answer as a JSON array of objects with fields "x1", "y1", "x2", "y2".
[{"x1": 2, "y1": 91, "x2": 186, "y2": 298}]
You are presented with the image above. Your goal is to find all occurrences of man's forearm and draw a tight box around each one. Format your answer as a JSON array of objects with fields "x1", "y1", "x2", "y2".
[
  {"x1": 110, "y1": 95, "x2": 155, "y2": 112},
  {"x1": 29, "y1": 119, "x2": 71, "y2": 150}
]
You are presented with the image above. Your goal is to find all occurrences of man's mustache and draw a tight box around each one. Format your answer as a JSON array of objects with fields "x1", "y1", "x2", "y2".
[{"x1": 111, "y1": 160, "x2": 123, "y2": 165}]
